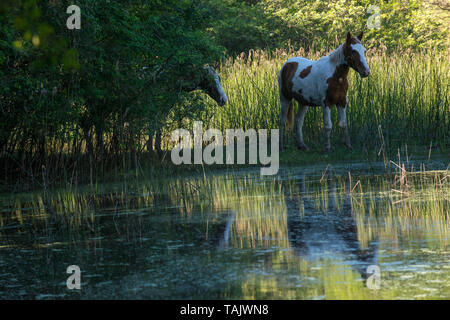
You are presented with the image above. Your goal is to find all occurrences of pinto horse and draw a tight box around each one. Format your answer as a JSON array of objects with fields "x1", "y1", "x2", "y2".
[
  {"x1": 278, "y1": 32, "x2": 370, "y2": 152},
  {"x1": 150, "y1": 65, "x2": 227, "y2": 154}
]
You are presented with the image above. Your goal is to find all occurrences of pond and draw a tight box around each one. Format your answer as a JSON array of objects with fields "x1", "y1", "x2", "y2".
[{"x1": 0, "y1": 163, "x2": 448, "y2": 299}]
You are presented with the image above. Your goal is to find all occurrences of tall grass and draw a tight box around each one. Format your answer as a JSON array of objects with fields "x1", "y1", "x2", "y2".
[{"x1": 209, "y1": 48, "x2": 449, "y2": 151}]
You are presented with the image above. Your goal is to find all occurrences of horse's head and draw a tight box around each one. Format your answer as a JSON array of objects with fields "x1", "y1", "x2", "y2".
[
  {"x1": 199, "y1": 66, "x2": 227, "y2": 106},
  {"x1": 343, "y1": 32, "x2": 370, "y2": 78}
]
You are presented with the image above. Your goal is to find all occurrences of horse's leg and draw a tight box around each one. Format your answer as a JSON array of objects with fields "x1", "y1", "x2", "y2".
[
  {"x1": 294, "y1": 105, "x2": 309, "y2": 150},
  {"x1": 327, "y1": 178, "x2": 337, "y2": 212},
  {"x1": 337, "y1": 105, "x2": 352, "y2": 150},
  {"x1": 322, "y1": 106, "x2": 332, "y2": 152},
  {"x1": 279, "y1": 97, "x2": 291, "y2": 151}
]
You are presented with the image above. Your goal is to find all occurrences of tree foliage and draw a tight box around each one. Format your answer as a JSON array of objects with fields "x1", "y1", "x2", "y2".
[
  {"x1": 206, "y1": 0, "x2": 448, "y2": 53},
  {"x1": 0, "y1": 0, "x2": 223, "y2": 185}
]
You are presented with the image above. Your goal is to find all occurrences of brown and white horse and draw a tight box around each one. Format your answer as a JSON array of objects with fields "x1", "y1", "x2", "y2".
[{"x1": 278, "y1": 32, "x2": 370, "y2": 152}]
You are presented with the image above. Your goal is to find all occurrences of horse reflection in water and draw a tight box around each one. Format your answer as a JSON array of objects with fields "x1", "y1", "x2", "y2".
[
  {"x1": 208, "y1": 212, "x2": 235, "y2": 250},
  {"x1": 283, "y1": 173, "x2": 379, "y2": 282}
]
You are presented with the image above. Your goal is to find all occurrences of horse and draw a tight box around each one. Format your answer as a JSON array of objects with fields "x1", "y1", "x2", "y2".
[
  {"x1": 150, "y1": 65, "x2": 227, "y2": 153},
  {"x1": 278, "y1": 32, "x2": 370, "y2": 152},
  {"x1": 196, "y1": 66, "x2": 228, "y2": 106},
  {"x1": 141, "y1": 64, "x2": 227, "y2": 106}
]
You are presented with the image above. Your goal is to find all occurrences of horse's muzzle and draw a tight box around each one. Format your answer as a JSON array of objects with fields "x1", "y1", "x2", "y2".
[
  {"x1": 218, "y1": 96, "x2": 227, "y2": 106},
  {"x1": 360, "y1": 69, "x2": 370, "y2": 78}
]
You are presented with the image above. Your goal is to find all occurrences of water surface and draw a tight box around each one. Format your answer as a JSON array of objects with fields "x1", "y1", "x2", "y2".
[{"x1": 0, "y1": 164, "x2": 448, "y2": 299}]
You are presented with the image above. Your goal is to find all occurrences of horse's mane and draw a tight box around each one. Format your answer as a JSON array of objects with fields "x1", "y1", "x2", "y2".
[{"x1": 328, "y1": 44, "x2": 345, "y2": 64}]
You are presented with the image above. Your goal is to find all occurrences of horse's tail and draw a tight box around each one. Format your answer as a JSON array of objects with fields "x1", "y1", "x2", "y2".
[{"x1": 287, "y1": 101, "x2": 294, "y2": 130}]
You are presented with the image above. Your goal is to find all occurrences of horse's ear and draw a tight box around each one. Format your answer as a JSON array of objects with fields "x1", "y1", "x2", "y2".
[
  {"x1": 346, "y1": 31, "x2": 352, "y2": 43},
  {"x1": 357, "y1": 32, "x2": 364, "y2": 41}
]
